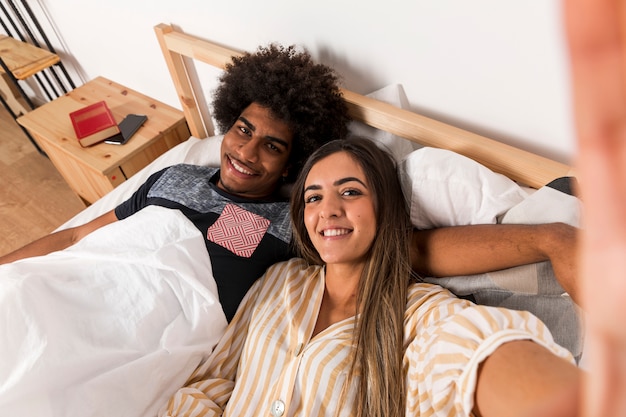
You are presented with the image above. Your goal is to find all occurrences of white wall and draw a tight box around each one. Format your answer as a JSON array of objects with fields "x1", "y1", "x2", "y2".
[{"x1": 34, "y1": 0, "x2": 575, "y2": 164}]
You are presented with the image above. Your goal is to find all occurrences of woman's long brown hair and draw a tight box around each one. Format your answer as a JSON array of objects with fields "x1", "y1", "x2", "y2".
[{"x1": 290, "y1": 138, "x2": 413, "y2": 417}]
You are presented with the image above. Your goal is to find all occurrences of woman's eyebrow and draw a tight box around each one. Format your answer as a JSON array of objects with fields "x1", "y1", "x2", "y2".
[
  {"x1": 334, "y1": 177, "x2": 367, "y2": 187},
  {"x1": 304, "y1": 177, "x2": 367, "y2": 193},
  {"x1": 304, "y1": 184, "x2": 321, "y2": 193}
]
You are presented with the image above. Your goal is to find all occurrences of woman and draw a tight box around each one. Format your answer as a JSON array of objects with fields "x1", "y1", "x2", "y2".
[{"x1": 160, "y1": 138, "x2": 580, "y2": 417}]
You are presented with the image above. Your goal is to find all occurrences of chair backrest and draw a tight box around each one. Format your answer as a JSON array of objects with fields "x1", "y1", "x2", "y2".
[{"x1": 0, "y1": 0, "x2": 76, "y2": 97}]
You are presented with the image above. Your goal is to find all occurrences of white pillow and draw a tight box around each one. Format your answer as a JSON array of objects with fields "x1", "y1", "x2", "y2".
[
  {"x1": 398, "y1": 147, "x2": 529, "y2": 229},
  {"x1": 501, "y1": 184, "x2": 581, "y2": 227},
  {"x1": 348, "y1": 84, "x2": 418, "y2": 161}
]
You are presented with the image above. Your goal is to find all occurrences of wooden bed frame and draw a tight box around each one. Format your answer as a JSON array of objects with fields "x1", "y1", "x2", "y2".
[{"x1": 154, "y1": 23, "x2": 572, "y2": 189}]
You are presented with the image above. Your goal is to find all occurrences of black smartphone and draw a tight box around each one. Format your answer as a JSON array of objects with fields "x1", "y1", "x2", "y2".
[{"x1": 105, "y1": 114, "x2": 148, "y2": 145}]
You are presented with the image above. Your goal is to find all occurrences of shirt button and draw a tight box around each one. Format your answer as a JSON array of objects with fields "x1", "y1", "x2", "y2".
[{"x1": 270, "y1": 400, "x2": 285, "y2": 417}]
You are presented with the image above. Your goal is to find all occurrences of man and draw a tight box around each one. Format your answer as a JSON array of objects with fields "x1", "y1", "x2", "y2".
[{"x1": 0, "y1": 43, "x2": 349, "y2": 321}]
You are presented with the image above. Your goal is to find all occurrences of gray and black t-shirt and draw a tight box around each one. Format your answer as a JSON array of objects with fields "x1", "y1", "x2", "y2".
[{"x1": 115, "y1": 164, "x2": 292, "y2": 321}]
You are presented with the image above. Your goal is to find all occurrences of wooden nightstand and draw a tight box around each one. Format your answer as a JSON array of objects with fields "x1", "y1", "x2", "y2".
[{"x1": 17, "y1": 76, "x2": 190, "y2": 204}]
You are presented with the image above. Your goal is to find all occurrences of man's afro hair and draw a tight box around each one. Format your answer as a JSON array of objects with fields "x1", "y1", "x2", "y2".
[{"x1": 212, "y1": 43, "x2": 350, "y2": 182}]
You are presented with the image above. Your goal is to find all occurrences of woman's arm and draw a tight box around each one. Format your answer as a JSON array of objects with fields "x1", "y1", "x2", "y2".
[
  {"x1": 411, "y1": 222, "x2": 578, "y2": 301},
  {"x1": 0, "y1": 210, "x2": 118, "y2": 265},
  {"x1": 403, "y1": 284, "x2": 579, "y2": 417},
  {"x1": 474, "y1": 340, "x2": 581, "y2": 417}
]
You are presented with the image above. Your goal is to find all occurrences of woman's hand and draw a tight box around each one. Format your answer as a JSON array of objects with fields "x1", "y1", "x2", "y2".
[{"x1": 565, "y1": 0, "x2": 626, "y2": 415}]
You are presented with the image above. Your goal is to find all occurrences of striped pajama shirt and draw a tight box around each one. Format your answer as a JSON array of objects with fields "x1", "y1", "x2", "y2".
[{"x1": 160, "y1": 258, "x2": 573, "y2": 417}]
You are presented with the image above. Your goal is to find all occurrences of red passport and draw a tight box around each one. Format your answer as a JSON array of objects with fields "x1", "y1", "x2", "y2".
[{"x1": 69, "y1": 101, "x2": 120, "y2": 147}]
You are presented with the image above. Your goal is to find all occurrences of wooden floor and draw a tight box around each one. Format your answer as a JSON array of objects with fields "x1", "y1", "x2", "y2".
[{"x1": 0, "y1": 105, "x2": 85, "y2": 257}]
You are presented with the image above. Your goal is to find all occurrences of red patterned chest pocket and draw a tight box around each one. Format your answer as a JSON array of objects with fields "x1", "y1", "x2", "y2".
[{"x1": 206, "y1": 203, "x2": 271, "y2": 258}]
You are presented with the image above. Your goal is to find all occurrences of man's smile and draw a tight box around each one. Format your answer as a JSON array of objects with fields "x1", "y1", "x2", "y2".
[{"x1": 227, "y1": 155, "x2": 256, "y2": 176}]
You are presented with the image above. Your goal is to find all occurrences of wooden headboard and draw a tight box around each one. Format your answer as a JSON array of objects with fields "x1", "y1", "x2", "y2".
[{"x1": 154, "y1": 23, "x2": 572, "y2": 189}]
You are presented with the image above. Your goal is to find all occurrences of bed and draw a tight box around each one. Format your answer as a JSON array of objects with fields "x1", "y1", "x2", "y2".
[{"x1": 0, "y1": 23, "x2": 582, "y2": 416}]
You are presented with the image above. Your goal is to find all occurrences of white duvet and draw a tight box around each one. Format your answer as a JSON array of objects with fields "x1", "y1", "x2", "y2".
[{"x1": 0, "y1": 206, "x2": 227, "y2": 417}]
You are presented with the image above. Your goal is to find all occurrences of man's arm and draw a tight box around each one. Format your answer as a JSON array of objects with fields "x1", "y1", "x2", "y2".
[
  {"x1": 0, "y1": 209, "x2": 118, "y2": 265},
  {"x1": 410, "y1": 222, "x2": 578, "y2": 302}
]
